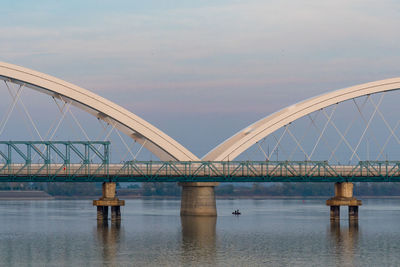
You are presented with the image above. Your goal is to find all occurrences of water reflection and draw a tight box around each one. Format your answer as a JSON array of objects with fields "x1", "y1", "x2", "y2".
[
  {"x1": 181, "y1": 216, "x2": 217, "y2": 265},
  {"x1": 96, "y1": 221, "x2": 122, "y2": 265},
  {"x1": 329, "y1": 221, "x2": 359, "y2": 265}
]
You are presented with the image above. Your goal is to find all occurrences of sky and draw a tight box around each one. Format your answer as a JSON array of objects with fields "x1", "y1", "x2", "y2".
[{"x1": 1, "y1": 0, "x2": 400, "y2": 158}]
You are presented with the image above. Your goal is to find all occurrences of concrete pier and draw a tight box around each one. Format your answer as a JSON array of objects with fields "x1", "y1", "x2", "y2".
[
  {"x1": 93, "y1": 182, "x2": 125, "y2": 222},
  {"x1": 326, "y1": 182, "x2": 361, "y2": 221},
  {"x1": 179, "y1": 182, "x2": 219, "y2": 216}
]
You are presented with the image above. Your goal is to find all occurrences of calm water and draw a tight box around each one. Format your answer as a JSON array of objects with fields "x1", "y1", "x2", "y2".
[{"x1": 1, "y1": 198, "x2": 400, "y2": 266}]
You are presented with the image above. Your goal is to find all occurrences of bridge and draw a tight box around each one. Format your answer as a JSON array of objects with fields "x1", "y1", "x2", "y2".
[
  {"x1": 1, "y1": 61, "x2": 400, "y2": 222},
  {"x1": 1, "y1": 141, "x2": 400, "y2": 182}
]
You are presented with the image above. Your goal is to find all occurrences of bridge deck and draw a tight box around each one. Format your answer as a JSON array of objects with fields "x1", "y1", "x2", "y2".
[{"x1": 0, "y1": 161, "x2": 399, "y2": 182}]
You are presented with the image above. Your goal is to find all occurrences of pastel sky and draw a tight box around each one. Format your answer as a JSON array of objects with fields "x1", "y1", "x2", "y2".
[{"x1": 1, "y1": 0, "x2": 400, "y2": 157}]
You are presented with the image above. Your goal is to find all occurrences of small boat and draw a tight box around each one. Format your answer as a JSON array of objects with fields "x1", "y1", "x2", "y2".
[{"x1": 232, "y1": 209, "x2": 241, "y2": 215}]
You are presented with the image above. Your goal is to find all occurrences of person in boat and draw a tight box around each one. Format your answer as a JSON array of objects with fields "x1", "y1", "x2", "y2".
[{"x1": 233, "y1": 209, "x2": 241, "y2": 215}]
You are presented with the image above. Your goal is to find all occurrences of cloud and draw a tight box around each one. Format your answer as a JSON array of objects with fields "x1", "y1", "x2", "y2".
[{"x1": 1, "y1": 0, "x2": 400, "y2": 156}]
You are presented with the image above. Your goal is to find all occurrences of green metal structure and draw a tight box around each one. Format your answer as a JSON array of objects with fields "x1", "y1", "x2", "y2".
[
  {"x1": 1, "y1": 141, "x2": 400, "y2": 182},
  {"x1": 0, "y1": 141, "x2": 109, "y2": 182},
  {"x1": 112, "y1": 160, "x2": 400, "y2": 183}
]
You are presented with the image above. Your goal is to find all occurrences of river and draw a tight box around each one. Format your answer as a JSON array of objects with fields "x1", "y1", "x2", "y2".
[{"x1": 0, "y1": 198, "x2": 399, "y2": 266}]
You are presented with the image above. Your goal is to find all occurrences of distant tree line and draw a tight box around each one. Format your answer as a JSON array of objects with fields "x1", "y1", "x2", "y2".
[
  {"x1": 217, "y1": 182, "x2": 400, "y2": 197},
  {"x1": 216, "y1": 183, "x2": 334, "y2": 196},
  {"x1": 0, "y1": 182, "x2": 96, "y2": 196},
  {"x1": 2, "y1": 181, "x2": 400, "y2": 197},
  {"x1": 141, "y1": 182, "x2": 181, "y2": 196}
]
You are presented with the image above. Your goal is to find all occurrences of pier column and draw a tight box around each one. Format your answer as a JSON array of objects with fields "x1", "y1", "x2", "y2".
[
  {"x1": 179, "y1": 182, "x2": 219, "y2": 216},
  {"x1": 97, "y1": 206, "x2": 108, "y2": 221},
  {"x1": 93, "y1": 182, "x2": 125, "y2": 222},
  {"x1": 330, "y1": 206, "x2": 340, "y2": 221},
  {"x1": 348, "y1": 206, "x2": 359, "y2": 220},
  {"x1": 111, "y1": 206, "x2": 121, "y2": 222},
  {"x1": 326, "y1": 182, "x2": 361, "y2": 221}
]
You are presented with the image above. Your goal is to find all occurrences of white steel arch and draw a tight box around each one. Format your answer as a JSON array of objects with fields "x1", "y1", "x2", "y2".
[
  {"x1": 0, "y1": 62, "x2": 199, "y2": 161},
  {"x1": 204, "y1": 78, "x2": 400, "y2": 161}
]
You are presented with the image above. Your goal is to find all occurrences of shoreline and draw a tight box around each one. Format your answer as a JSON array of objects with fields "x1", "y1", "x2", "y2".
[
  {"x1": 47, "y1": 195, "x2": 400, "y2": 200},
  {"x1": 0, "y1": 190, "x2": 54, "y2": 200},
  {"x1": 3, "y1": 191, "x2": 400, "y2": 200}
]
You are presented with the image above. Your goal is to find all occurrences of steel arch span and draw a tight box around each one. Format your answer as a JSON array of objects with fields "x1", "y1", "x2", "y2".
[
  {"x1": 0, "y1": 62, "x2": 199, "y2": 161},
  {"x1": 203, "y1": 78, "x2": 400, "y2": 161}
]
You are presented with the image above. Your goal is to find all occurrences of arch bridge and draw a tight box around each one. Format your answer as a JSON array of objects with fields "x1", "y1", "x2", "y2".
[{"x1": 1, "y1": 61, "x2": 400, "y2": 220}]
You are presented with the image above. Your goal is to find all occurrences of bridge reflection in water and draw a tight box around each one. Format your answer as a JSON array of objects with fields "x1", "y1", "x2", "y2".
[
  {"x1": 94, "y1": 215, "x2": 360, "y2": 266},
  {"x1": 96, "y1": 221, "x2": 122, "y2": 266},
  {"x1": 181, "y1": 216, "x2": 217, "y2": 265},
  {"x1": 95, "y1": 216, "x2": 217, "y2": 266},
  {"x1": 329, "y1": 221, "x2": 359, "y2": 265}
]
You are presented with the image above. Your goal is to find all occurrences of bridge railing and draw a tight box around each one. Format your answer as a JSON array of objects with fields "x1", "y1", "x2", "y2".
[
  {"x1": 108, "y1": 160, "x2": 400, "y2": 182},
  {"x1": 114, "y1": 161, "x2": 337, "y2": 179},
  {"x1": 1, "y1": 149, "x2": 400, "y2": 182}
]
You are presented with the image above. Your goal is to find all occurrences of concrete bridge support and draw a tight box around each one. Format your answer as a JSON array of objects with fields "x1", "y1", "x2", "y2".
[
  {"x1": 179, "y1": 182, "x2": 219, "y2": 216},
  {"x1": 326, "y1": 182, "x2": 361, "y2": 221},
  {"x1": 93, "y1": 182, "x2": 125, "y2": 222}
]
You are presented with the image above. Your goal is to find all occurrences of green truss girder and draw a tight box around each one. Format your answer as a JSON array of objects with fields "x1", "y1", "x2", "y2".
[
  {"x1": 0, "y1": 141, "x2": 110, "y2": 182},
  {"x1": 0, "y1": 147, "x2": 400, "y2": 182},
  {"x1": 1, "y1": 141, "x2": 400, "y2": 182}
]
